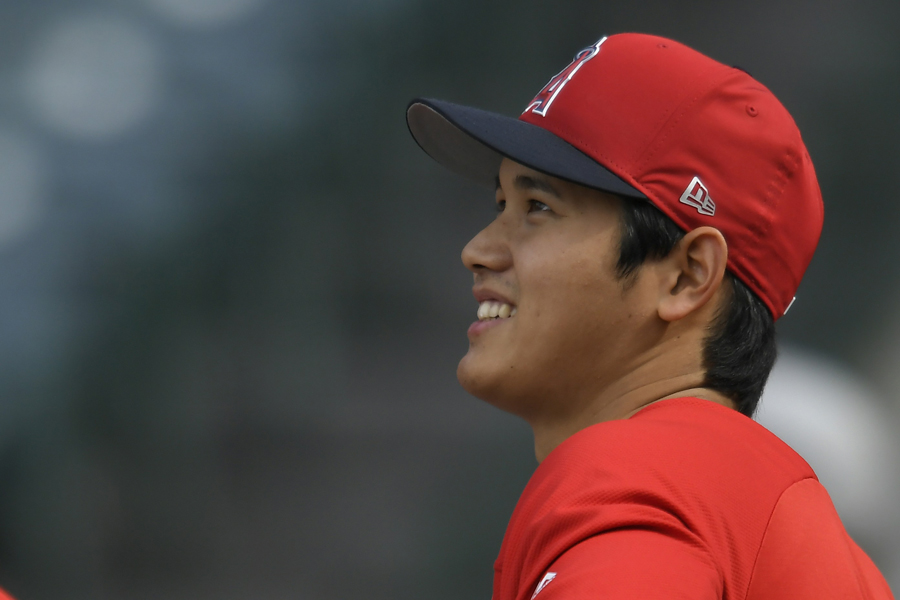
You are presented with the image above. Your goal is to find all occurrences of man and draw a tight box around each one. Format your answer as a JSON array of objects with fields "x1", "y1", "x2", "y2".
[{"x1": 406, "y1": 34, "x2": 894, "y2": 599}]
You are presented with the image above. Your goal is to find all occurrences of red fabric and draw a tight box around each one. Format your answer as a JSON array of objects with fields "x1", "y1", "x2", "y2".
[
  {"x1": 519, "y1": 34, "x2": 823, "y2": 319},
  {"x1": 0, "y1": 588, "x2": 14, "y2": 600},
  {"x1": 492, "y1": 397, "x2": 894, "y2": 600}
]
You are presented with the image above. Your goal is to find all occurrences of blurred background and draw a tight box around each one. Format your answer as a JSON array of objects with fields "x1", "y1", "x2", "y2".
[{"x1": 0, "y1": 0, "x2": 896, "y2": 598}]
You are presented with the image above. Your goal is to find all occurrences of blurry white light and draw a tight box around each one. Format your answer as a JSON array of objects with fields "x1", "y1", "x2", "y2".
[
  {"x1": 24, "y1": 16, "x2": 162, "y2": 140},
  {"x1": 145, "y1": 0, "x2": 267, "y2": 27},
  {"x1": 0, "y1": 131, "x2": 46, "y2": 247},
  {"x1": 757, "y1": 346, "x2": 899, "y2": 544}
]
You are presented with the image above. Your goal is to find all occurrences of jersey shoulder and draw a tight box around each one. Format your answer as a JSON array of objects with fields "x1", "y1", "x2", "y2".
[
  {"x1": 495, "y1": 398, "x2": 818, "y2": 600},
  {"x1": 539, "y1": 396, "x2": 816, "y2": 506}
]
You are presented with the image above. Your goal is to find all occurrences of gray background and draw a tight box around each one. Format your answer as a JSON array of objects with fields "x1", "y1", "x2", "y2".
[{"x1": 0, "y1": 0, "x2": 896, "y2": 598}]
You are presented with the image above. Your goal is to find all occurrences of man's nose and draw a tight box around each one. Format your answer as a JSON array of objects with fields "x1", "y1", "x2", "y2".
[{"x1": 461, "y1": 219, "x2": 512, "y2": 274}]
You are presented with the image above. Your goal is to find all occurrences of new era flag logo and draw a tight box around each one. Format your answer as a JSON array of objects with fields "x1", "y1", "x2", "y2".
[{"x1": 680, "y1": 176, "x2": 716, "y2": 216}]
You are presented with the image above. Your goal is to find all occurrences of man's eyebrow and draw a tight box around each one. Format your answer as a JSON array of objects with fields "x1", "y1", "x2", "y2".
[{"x1": 495, "y1": 174, "x2": 562, "y2": 198}]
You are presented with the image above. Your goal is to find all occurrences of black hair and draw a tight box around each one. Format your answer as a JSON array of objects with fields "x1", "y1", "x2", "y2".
[{"x1": 616, "y1": 199, "x2": 776, "y2": 417}]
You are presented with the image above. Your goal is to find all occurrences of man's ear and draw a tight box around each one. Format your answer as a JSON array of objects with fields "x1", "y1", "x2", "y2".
[{"x1": 657, "y1": 226, "x2": 728, "y2": 323}]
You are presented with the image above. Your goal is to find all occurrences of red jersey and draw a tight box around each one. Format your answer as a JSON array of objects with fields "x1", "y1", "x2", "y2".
[{"x1": 492, "y1": 397, "x2": 894, "y2": 600}]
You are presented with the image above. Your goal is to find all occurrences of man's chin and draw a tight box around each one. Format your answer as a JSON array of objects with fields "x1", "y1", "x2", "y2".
[
  {"x1": 457, "y1": 352, "x2": 502, "y2": 401},
  {"x1": 456, "y1": 352, "x2": 530, "y2": 415},
  {"x1": 457, "y1": 352, "x2": 481, "y2": 392}
]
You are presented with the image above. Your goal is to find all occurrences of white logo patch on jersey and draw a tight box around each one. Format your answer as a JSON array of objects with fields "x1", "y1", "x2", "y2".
[{"x1": 531, "y1": 571, "x2": 557, "y2": 599}]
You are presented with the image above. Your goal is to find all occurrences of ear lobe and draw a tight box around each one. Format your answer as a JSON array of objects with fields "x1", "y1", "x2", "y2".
[{"x1": 657, "y1": 227, "x2": 728, "y2": 323}]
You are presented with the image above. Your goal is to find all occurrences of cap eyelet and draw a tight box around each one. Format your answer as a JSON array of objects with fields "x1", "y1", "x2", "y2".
[
  {"x1": 657, "y1": 43, "x2": 668, "y2": 48},
  {"x1": 746, "y1": 105, "x2": 758, "y2": 117}
]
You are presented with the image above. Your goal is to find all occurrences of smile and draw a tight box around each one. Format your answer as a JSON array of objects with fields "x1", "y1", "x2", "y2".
[{"x1": 477, "y1": 301, "x2": 517, "y2": 321}]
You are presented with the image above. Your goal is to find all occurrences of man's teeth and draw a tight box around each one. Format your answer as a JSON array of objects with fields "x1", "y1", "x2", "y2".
[{"x1": 477, "y1": 301, "x2": 517, "y2": 321}]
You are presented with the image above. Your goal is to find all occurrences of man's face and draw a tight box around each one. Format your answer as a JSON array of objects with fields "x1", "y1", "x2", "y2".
[{"x1": 457, "y1": 158, "x2": 660, "y2": 421}]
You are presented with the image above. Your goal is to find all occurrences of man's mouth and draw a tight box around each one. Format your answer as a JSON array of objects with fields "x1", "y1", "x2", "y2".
[{"x1": 476, "y1": 301, "x2": 517, "y2": 321}]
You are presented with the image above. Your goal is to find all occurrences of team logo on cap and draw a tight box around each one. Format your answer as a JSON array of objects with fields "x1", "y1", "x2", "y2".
[
  {"x1": 524, "y1": 37, "x2": 607, "y2": 117},
  {"x1": 680, "y1": 176, "x2": 716, "y2": 216}
]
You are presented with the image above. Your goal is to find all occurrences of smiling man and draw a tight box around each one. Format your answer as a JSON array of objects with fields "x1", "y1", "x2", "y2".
[
  {"x1": 406, "y1": 34, "x2": 894, "y2": 600},
  {"x1": 460, "y1": 159, "x2": 735, "y2": 461}
]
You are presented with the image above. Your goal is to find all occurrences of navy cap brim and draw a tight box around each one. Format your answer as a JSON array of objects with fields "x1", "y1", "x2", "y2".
[{"x1": 406, "y1": 98, "x2": 647, "y2": 200}]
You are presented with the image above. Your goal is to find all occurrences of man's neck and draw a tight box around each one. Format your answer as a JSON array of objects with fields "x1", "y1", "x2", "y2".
[{"x1": 529, "y1": 381, "x2": 736, "y2": 463}]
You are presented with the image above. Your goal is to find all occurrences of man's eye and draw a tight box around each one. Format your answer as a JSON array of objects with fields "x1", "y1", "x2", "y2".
[
  {"x1": 495, "y1": 200, "x2": 506, "y2": 213},
  {"x1": 528, "y1": 199, "x2": 551, "y2": 213}
]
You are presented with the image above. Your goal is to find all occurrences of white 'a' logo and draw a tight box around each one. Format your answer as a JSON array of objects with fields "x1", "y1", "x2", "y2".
[{"x1": 524, "y1": 37, "x2": 607, "y2": 117}]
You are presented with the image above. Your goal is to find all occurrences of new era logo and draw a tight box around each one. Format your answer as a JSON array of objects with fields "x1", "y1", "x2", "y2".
[
  {"x1": 680, "y1": 176, "x2": 716, "y2": 216},
  {"x1": 531, "y1": 572, "x2": 557, "y2": 599}
]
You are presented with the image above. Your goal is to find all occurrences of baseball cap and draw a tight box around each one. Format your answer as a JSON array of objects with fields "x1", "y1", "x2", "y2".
[{"x1": 406, "y1": 33, "x2": 823, "y2": 320}]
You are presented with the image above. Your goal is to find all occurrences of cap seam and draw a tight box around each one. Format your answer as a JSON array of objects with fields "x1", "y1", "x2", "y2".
[
  {"x1": 635, "y1": 64, "x2": 737, "y2": 174},
  {"x1": 741, "y1": 143, "x2": 804, "y2": 314}
]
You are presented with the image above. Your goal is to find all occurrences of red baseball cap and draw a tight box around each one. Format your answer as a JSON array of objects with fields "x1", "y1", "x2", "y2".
[{"x1": 406, "y1": 33, "x2": 823, "y2": 320}]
